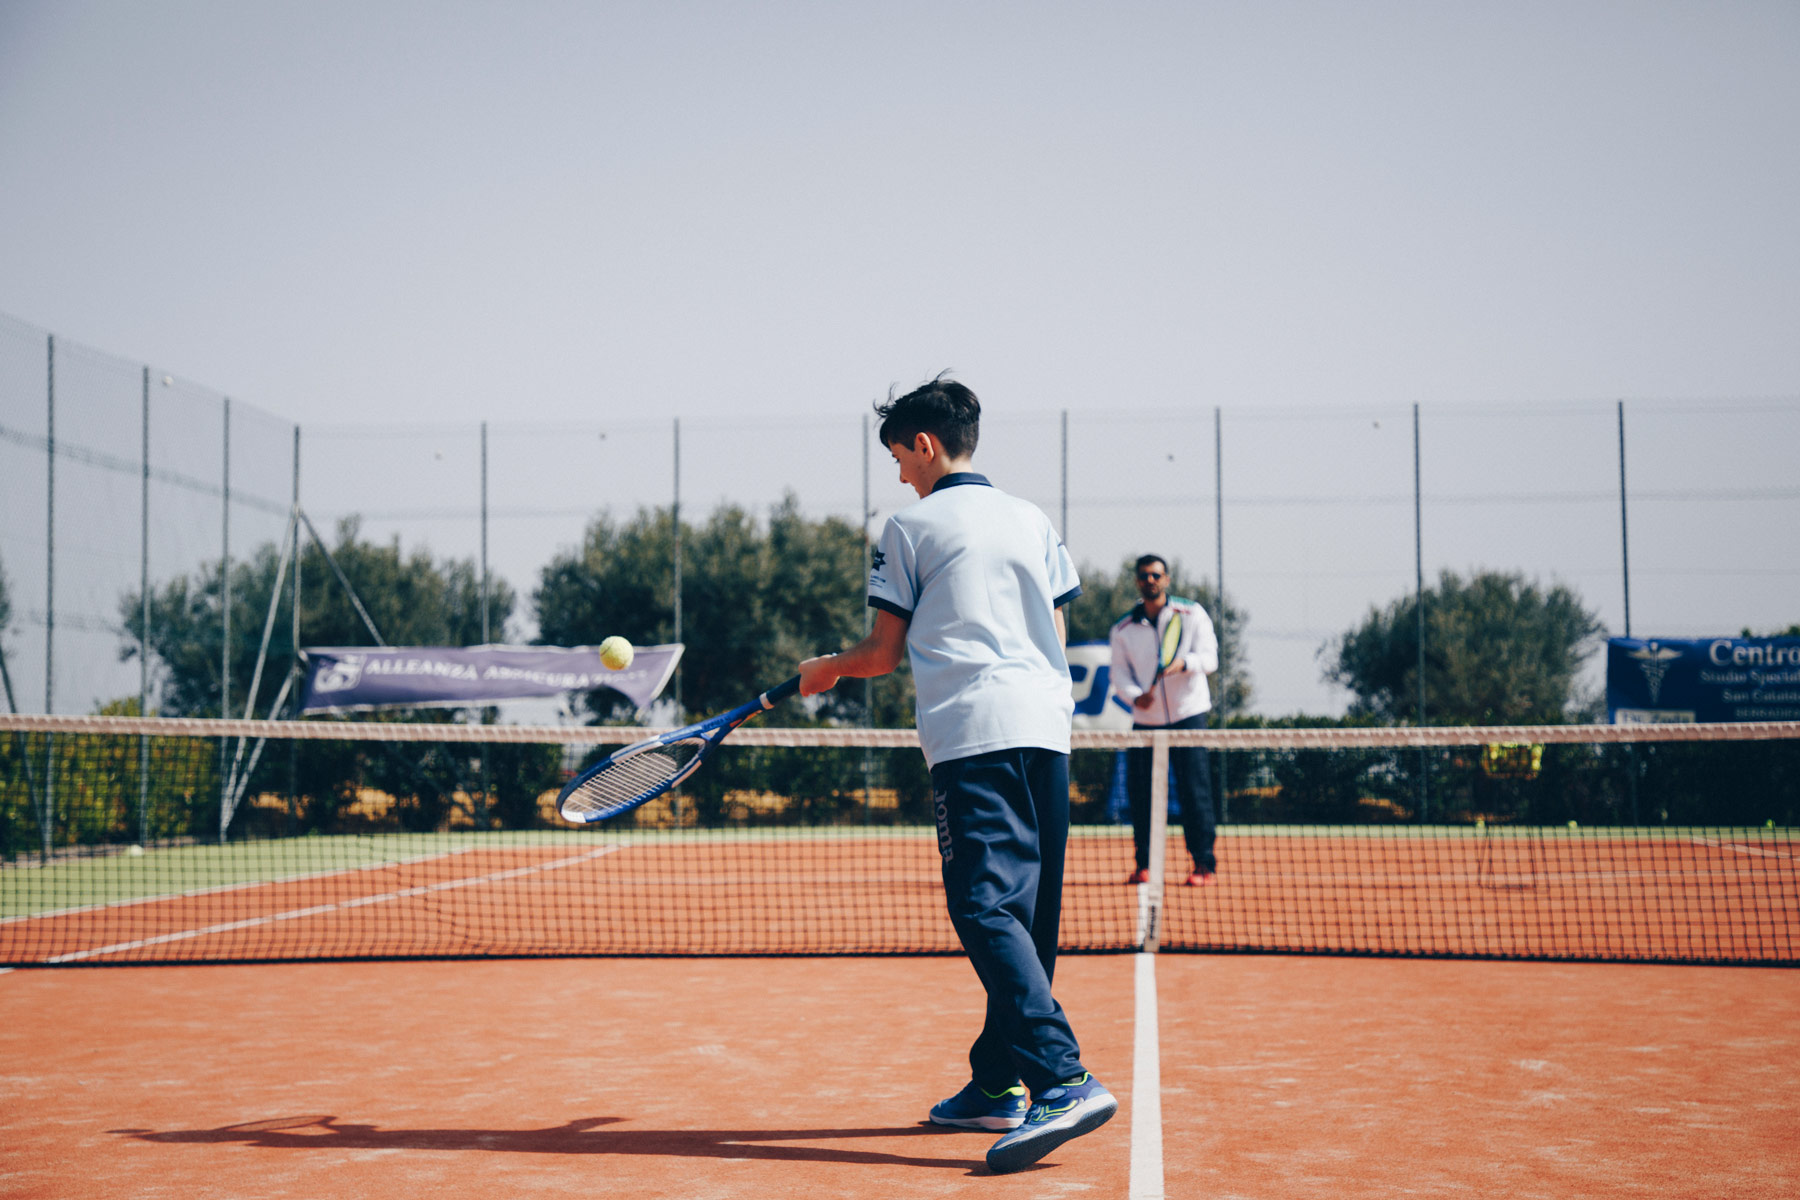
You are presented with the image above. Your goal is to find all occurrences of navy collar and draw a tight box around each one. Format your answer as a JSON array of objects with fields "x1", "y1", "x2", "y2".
[
  {"x1": 1129, "y1": 599, "x2": 1168, "y2": 626},
  {"x1": 930, "y1": 472, "x2": 992, "y2": 494}
]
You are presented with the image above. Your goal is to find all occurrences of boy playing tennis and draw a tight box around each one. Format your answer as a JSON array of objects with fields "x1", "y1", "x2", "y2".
[{"x1": 798, "y1": 375, "x2": 1116, "y2": 1174}]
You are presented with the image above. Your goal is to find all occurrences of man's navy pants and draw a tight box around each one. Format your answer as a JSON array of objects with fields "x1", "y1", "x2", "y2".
[
  {"x1": 930, "y1": 746, "x2": 1085, "y2": 1096},
  {"x1": 1128, "y1": 712, "x2": 1216, "y2": 874}
]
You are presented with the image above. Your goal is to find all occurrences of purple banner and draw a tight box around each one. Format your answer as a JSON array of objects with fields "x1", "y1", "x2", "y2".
[{"x1": 299, "y1": 644, "x2": 683, "y2": 714}]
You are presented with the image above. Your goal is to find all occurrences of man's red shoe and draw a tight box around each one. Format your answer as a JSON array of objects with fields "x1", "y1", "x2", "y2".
[
  {"x1": 1126, "y1": 867, "x2": 1150, "y2": 885},
  {"x1": 1185, "y1": 871, "x2": 1217, "y2": 887}
]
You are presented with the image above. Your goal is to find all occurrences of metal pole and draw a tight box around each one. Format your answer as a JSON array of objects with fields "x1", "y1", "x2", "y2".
[
  {"x1": 1414, "y1": 402, "x2": 1427, "y2": 821},
  {"x1": 290, "y1": 424, "x2": 301, "y2": 835},
  {"x1": 1060, "y1": 409, "x2": 1069, "y2": 539},
  {"x1": 672, "y1": 416, "x2": 682, "y2": 717},
  {"x1": 478, "y1": 421, "x2": 490, "y2": 828},
  {"x1": 1618, "y1": 400, "x2": 1631, "y2": 639},
  {"x1": 481, "y1": 421, "x2": 490, "y2": 644},
  {"x1": 42, "y1": 335, "x2": 55, "y2": 860},
  {"x1": 862, "y1": 414, "x2": 872, "y2": 820},
  {"x1": 862, "y1": 414, "x2": 872, "y2": 638},
  {"x1": 139, "y1": 366, "x2": 151, "y2": 846},
  {"x1": 220, "y1": 397, "x2": 231, "y2": 841},
  {"x1": 1214, "y1": 405, "x2": 1226, "y2": 823},
  {"x1": 44, "y1": 335, "x2": 54, "y2": 717},
  {"x1": 1619, "y1": 400, "x2": 1638, "y2": 824}
]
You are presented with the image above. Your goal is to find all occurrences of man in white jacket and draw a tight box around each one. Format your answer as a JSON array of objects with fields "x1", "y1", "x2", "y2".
[{"x1": 1107, "y1": 555, "x2": 1220, "y2": 886}]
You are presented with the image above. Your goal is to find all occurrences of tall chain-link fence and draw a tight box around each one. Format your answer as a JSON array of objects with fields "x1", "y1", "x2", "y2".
[{"x1": 3, "y1": 311, "x2": 1797, "y2": 721}]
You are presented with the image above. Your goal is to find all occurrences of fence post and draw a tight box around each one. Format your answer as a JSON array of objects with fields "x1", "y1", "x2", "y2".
[
  {"x1": 1060, "y1": 409, "x2": 1068, "y2": 540},
  {"x1": 478, "y1": 421, "x2": 490, "y2": 828},
  {"x1": 290, "y1": 424, "x2": 301, "y2": 834},
  {"x1": 1414, "y1": 402, "x2": 1427, "y2": 821},
  {"x1": 1214, "y1": 405, "x2": 1226, "y2": 823},
  {"x1": 861, "y1": 414, "x2": 872, "y2": 819},
  {"x1": 1618, "y1": 400, "x2": 1631, "y2": 638},
  {"x1": 42, "y1": 335, "x2": 55, "y2": 860},
  {"x1": 219, "y1": 397, "x2": 231, "y2": 842},
  {"x1": 672, "y1": 416, "x2": 682, "y2": 718},
  {"x1": 139, "y1": 366, "x2": 151, "y2": 846},
  {"x1": 1618, "y1": 400, "x2": 1639, "y2": 824}
]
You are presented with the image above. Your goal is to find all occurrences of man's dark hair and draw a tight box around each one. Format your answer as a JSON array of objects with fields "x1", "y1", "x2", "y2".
[
  {"x1": 875, "y1": 373, "x2": 980, "y2": 459},
  {"x1": 1134, "y1": 555, "x2": 1169, "y2": 576}
]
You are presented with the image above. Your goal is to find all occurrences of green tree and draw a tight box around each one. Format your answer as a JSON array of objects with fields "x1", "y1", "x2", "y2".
[
  {"x1": 1324, "y1": 569, "x2": 1605, "y2": 725},
  {"x1": 1064, "y1": 556, "x2": 1252, "y2": 713},
  {"x1": 0, "y1": 552, "x2": 19, "y2": 712},
  {"x1": 0, "y1": 554, "x2": 22, "y2": 858},
  {"x1": 114, "y1": 520, "x2": 534, "y2": 836},
  {"x1": 119, "y1": 517, "x2": 514, "y2": 719},
  {"x1": 535, "y1": 495, "x2": 913, "y2": 726}
]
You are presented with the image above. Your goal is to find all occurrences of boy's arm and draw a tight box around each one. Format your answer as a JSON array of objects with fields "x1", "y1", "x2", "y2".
[{"x1": 798, "y1": 608, "x2": 910, "y2": 697}]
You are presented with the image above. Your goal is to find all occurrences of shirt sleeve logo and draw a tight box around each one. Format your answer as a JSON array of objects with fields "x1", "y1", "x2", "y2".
[{"x1": 870, "y1": 548, "x2": 887, "y2": 571}]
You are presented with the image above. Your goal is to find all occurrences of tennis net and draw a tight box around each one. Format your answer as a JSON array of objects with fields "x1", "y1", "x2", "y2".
[{"x1": 1, "y1": 713, "x2": 1795, "y2": 966}]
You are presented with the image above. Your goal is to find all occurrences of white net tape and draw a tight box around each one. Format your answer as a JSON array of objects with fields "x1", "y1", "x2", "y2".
[{"x1": 2, "y1": 712, "x2": 1796, "y2": 749}]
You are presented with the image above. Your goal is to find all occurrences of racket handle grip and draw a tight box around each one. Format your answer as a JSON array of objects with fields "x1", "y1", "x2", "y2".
[{"x1": 761, "y1": 675, "x2": 802, "y2": 708}]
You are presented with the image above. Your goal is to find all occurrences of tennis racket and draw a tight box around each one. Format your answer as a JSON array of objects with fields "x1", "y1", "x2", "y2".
[
  {"x1": 1150, "y1": 610, "x2": 1183, "y2": 689},
  {"x1": 558, "y1": 675, "x2": 800, "y2": 824}
]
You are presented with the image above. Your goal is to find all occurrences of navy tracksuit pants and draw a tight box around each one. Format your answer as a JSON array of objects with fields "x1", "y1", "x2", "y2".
[{"x1": 930, "y1": 746, "x2": 1085, "y2": 1096}]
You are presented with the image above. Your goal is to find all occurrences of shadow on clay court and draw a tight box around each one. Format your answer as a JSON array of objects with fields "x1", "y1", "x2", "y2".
[{"x1": 111, "y1": 1115, "x2": 1038, "y2": 1173}]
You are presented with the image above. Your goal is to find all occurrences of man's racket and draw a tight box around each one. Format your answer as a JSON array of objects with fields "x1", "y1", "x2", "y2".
[
  {"x1": 558, "y1": 676, "x2": 800, "y2": 823},
  {"x1": 1151, "y1": 611, "x2": 1183, "y2": 689}
]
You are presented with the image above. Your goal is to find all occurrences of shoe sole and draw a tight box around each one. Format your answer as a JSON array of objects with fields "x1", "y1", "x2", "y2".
[
  {"x1": 985, "y1": 1094, "x2": 1118, "y2": 1173},
  {"x1": 929, "y1": 1113, "x2": 1025, "y2": 1130}
]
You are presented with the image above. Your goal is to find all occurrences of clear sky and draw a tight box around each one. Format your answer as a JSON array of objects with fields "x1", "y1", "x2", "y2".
[{"x1": 2, "y1": 1, "x2": 1797, "y2": 715}]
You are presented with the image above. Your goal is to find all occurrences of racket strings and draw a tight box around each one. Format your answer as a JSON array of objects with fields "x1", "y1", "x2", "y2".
[{"x1": 564, "y1": 740, "x2": 703, "y2": 818}]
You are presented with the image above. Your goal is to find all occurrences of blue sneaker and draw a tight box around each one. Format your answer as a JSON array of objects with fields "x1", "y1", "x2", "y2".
[
  {"x1": 985, "y1": 1073, "x2": 1117, "y2": 1173},
  {"x1": 929, "y1": 1080, "x2": 1030, "y2": 1130}
]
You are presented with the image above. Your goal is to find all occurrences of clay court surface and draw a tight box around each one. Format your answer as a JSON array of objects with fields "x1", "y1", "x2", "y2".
[{"x1": 2, "y1": 953, "x2": 1795, "y2": 1199}]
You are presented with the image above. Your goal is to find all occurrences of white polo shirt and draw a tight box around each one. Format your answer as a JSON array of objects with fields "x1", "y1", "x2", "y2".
[{"x1": 868, "y1": 473, "x2": 1081, "y2": 768}]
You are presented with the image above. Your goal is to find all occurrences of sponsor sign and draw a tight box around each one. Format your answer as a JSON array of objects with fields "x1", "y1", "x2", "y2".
[
  {"x1": 1066, "y1": 641, "x2": 1179, "y2": 821},
  {"x1": 299, "y1": 643, "x2": 682, "y2": 715},
  {"x1": 1607, "y1": 636, "x2": 1800, "y2": 724},
  {"x1": 1067, "y1": 641, "x2": 1134, "y2": 731}
]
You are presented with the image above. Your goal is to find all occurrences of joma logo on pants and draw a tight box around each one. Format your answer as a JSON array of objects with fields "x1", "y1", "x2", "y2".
[{"x1": 934, "y1": 790, "x2": 954, "y2": 861}]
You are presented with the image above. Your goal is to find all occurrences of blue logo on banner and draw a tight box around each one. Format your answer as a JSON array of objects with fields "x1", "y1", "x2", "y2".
[{"x1": 1606, "y1": 637, "x2": 1800, "y2": 724}]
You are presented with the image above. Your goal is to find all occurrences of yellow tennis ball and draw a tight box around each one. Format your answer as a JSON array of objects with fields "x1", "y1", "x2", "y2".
[{"x1": 599, "y1": 636, "x2": 634, "y2": 671}]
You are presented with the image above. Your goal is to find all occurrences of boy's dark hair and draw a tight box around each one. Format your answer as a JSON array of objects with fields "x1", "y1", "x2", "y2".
[
  {"x1": 1134, "y1": 554, "x2": 1169, "y2": 576},
  {"x1": 875, "y1": 373, "x2": 980, "y2": 459}
]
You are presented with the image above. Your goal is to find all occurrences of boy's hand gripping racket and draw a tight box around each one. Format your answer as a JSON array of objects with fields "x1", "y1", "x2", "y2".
[{"x1": 558, "y1": 676, "x2": 800, "y2": 823}]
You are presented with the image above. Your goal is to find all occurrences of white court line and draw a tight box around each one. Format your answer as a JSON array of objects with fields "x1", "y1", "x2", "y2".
[
  {"x1": 1130, "y1": 951, "x2": 1164, "y2": 1200},
  {"x1": 1690, "y1": 836, "x2": 1794, "y2": 861},
  {"x1": 43, "y1": 843, "x2": 628, "y2": 963}
]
